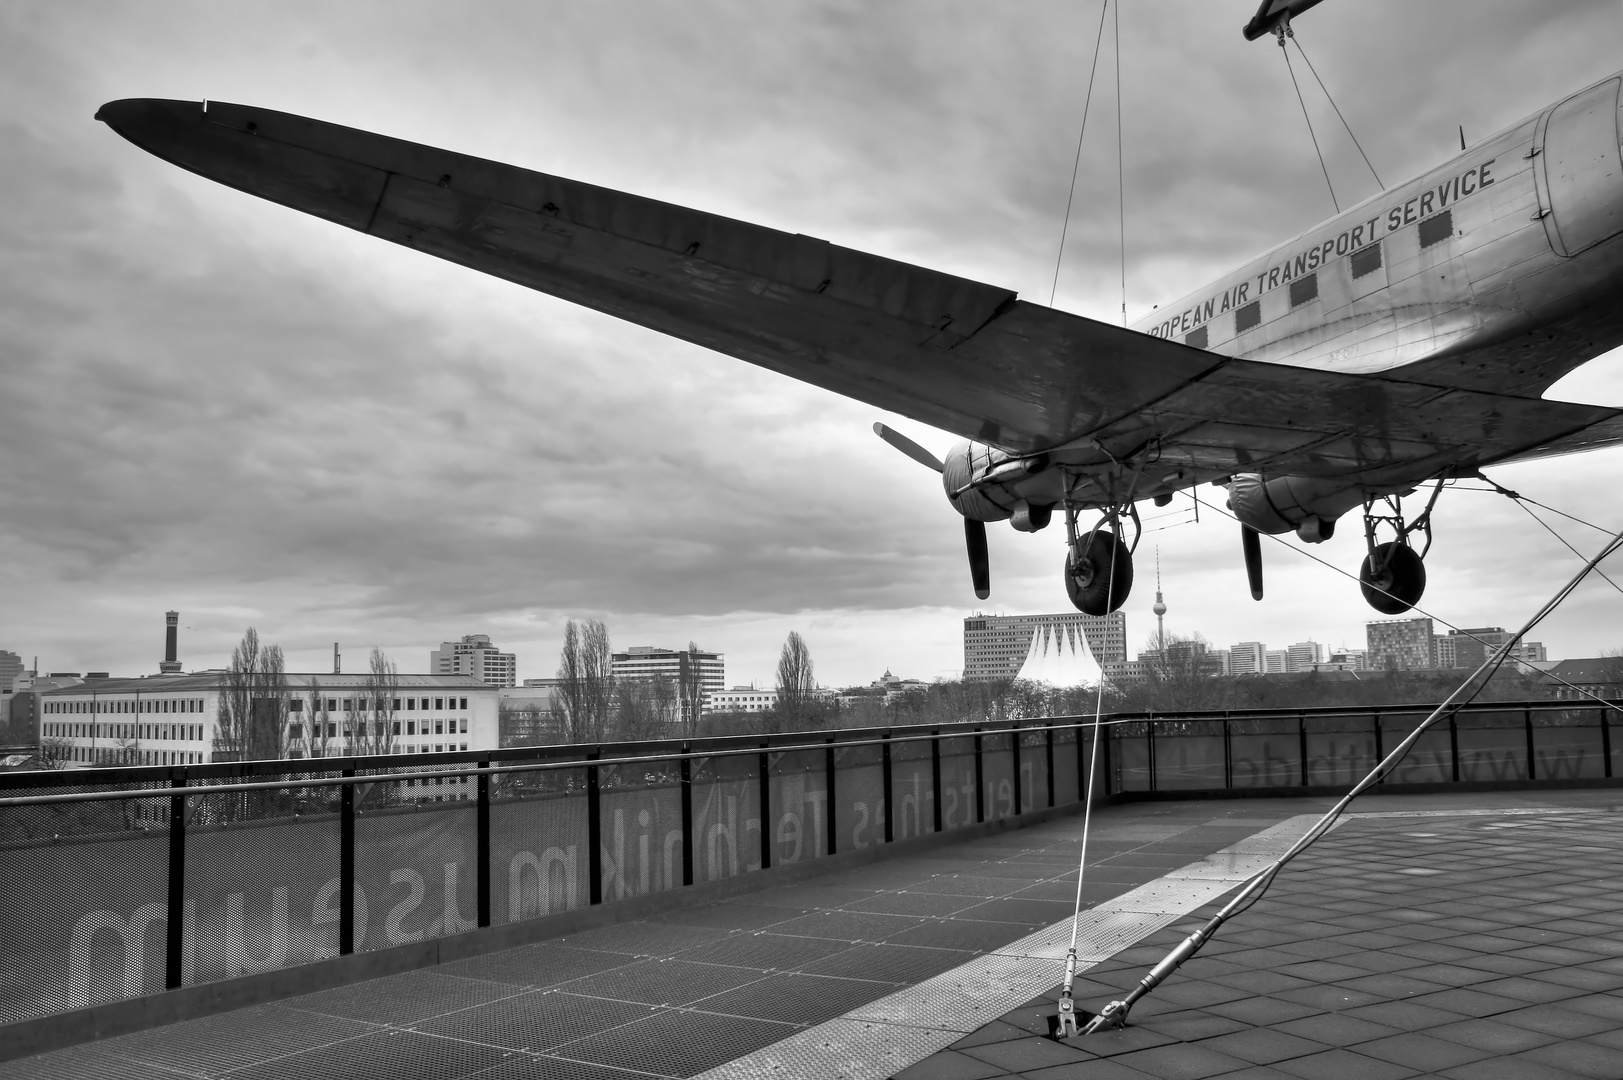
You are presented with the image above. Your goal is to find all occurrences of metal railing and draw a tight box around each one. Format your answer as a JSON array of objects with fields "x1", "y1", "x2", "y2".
[{"x1": 0, "y1": 699, "x2": 1614, "y2": 1031}]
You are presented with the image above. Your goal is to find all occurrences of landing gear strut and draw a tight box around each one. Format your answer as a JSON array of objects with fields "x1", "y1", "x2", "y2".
[
  {"x1": 1063, "y1": 504, "x2": 1139, "y2": 616},
  {"x1": 1358, "y1": 482, "x2": 1442, "y2": 614}
]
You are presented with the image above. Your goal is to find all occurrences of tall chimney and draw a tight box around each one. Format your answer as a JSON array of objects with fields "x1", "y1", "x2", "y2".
[
  {"x1": 159, "y1": 611, "x2": 183, "y2": 674},
  {"x1": 333, "y1": 642, "x2": 341, "y2": 675}
]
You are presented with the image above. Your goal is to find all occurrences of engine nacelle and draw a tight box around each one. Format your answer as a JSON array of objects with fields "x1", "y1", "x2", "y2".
[
  {"x1": 942, "y1": 441, "x2": 1013, "y2": 521},
  {"x1": 1226, "y1": 473, "x2": 1367, "y2": 544}
]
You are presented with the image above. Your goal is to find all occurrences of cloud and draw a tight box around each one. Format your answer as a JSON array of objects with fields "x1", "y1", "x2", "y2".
[{"x1": 2, "y1": 1, "x2": 1622, "y2": 686}]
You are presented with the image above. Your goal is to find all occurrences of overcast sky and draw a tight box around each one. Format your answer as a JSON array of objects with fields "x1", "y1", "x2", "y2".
[{"x1": 3, "y1": 1, "x2": 1622, "y2": 688}]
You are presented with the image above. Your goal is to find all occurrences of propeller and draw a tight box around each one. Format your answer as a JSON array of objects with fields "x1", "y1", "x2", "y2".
[
  {"x1": 1241, "y1": 524, "x2": 1264, "y2": 600},
  {"x1": 873, "y1": 421, "x2": 990, "y2": 599},
  {"x1": 873, "y1": 422, "x2": 944, "y2": 473},
  {"x1": 965, "y1": 518, "x2": 991, "y2": 600}
]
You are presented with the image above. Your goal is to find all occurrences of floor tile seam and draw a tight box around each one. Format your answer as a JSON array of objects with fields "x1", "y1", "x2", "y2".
[
  {"x1": 529, "y1": 1048, "x2": 678, "y2": 1078},
  {"x1": 91, "y1": 1047, "x2": 229, "y2": 1079}
]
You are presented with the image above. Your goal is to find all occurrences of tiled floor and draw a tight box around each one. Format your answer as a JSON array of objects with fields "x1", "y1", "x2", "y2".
[
  {"x1": 902, "y1": 798, "x2": 1623, "y2": 1080},
  {"x1": 7, "y1": 798, "x2": 1316, "y2": 1079}
]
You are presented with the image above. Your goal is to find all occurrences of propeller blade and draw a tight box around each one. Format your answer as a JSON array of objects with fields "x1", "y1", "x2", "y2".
[
  {"x1": 965, "y1": 518, "x2": 991, "y2": 600},
  {"x1": 873, "y1": 422, "x2": 944, "y2": 473},
  {"x1": 1241, "y1": 524, "x2": 1264, "y2": 600}
]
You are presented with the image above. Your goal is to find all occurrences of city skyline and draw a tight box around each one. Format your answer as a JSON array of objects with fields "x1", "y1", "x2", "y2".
[{"x1": 3, "y1": 4, "x2": 1622, "y2": 693}]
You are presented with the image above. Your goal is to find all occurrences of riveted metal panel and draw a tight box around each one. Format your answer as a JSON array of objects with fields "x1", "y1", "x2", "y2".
[
  {"x1": 675, "y1": 930, "x2": 854, "y2": 971},
  {"x1": 556, "y1": 958, "x2": 765, "y2": 1006},
  {"x1": 691, "y1": 971, "x2": 897, "y2": 1026},
  {"x1": 798, "y1": 942, "x2": 971, "y2": 984},
  {"x1": 436, "y1": 941, "x2": 636, "y2": 988}
]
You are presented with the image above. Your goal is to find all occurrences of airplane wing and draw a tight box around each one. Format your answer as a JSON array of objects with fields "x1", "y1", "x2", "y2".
[{"x1": 98, "y1": 99, "x2": 1623, "y2": 502}]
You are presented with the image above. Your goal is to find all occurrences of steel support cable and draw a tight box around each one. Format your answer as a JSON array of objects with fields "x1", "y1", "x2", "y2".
[
  {"x1": 1189, "y1": 489, "x2": 1623, "y2": 715},
  {"x1": 1082, "y1": 522, "x2": 1623, "y2": 1032},
  {"x1": 1114, "y1": 0, "x2": 1127, "y2": 328},
  {"x1": 1289, "y1": 34, "x2": 1382, "y2": 189},
  {"x1": 1467, "y1": 473, "x2": 1623, "y2": 599},
  {"x1": 1054, "y1": 505, "x2": 1120, "y2": 1038},
  {"x1": 1048, "y1": 0, "x2": 1112, "y2": 308},
  {"x1": 1278, "y1": 31, "x2": 1338, "y2": 214}
]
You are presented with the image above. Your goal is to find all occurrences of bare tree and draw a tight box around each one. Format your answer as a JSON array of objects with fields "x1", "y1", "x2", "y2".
[
  {"x1": 36, "y1": 736, "x2": 74, "y2": 770},
  {"x1": 350, "y1": 648, "x2": 399, "y2": 757},
  {"x1": 615, "y1": 674, "x2": 676, "y2": 741},
  {"x1": 774, "y1": 631, "x2": 816, "y2": 734},
  {"x1": 214, "y1": 628, "x2": 290, "y2": 762},
  {"x1": 677, "y1": 641, "x2": 707, "y2": 737},
  {"x1": 552, "y1": 619, "x2": 614, "y2": 743}
]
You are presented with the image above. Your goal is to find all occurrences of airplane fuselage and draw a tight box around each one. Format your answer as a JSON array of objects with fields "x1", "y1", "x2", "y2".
[{"x1": 1131, "y1": 72, "x2": 1623, "y2": 398}]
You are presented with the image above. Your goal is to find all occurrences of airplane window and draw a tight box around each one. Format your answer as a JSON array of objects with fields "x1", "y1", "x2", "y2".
[
  {"x1": 1419, "y1": 209, "x2": 1453, "y2": 249},
  {"x1": 1185, "y1": 326, "x2": 1209, "y2": 349},
  {"x1": 1235, "y1": 300, "x2": 1262, "y2": 333},
  {"x1": 1350, "y1": 243, "x2": 1383, "y2": 278},
  {"x1": 1290, "y1": 273, "x2": 1318, "y2": 307}
]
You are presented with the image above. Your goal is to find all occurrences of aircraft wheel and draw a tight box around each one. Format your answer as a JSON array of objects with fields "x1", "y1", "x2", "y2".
[
  {"x1": 1359, "y1": 542, "x2": 1426, "y2": 614},
  {"x1": 1065, "y1": 530, "x2": 1134, "y2": 616}
]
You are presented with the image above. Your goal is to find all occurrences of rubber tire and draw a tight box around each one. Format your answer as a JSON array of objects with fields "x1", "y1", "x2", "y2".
[
  {"x1": 1065, "y1": 530, "x2": 1134, "y2": 616},
  {"x1": 1359, "y1": 542, "x2": 1426, "y2": 614}
]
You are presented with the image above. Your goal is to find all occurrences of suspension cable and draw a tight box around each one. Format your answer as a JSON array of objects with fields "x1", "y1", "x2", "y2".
[
  {"x1": 1081, "y1": 522, "x2": 1623, "y2": 1032},
  {"x1": 1289, "y1": 35, "x2": 1382, "y2": 189},
  {"x1": 1048, "y1": 0, "x2": 1112, "y2": 308},
  {"x1": 1114, "y1": 0, "x2": 1127, "y2": 328},
  {"x1": 1278, "y1": 26, "x2": 1337, "y2": 213}
]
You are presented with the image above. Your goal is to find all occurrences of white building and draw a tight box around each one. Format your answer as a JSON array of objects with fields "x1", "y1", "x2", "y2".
[
  {"x1": 963, "y1": 612, "x2": 1127, "y2": 682},
  {"x1": 430, "y1": 634, "x2": 517, "y2": 687},
  {"x1": 1228, "y1": 642, "x2": 1266, "y2": 674},
  {"x1": 39, "y1": 672, "x2": 499, "y2": 770},
  {"x1": 1264, "y1": 650, "x2": 1290, "y2": 674},
  {"x1": 610, "y1": 646, "x2": 725, "y2": 719},
  {"x1": 710, "y1": 686, "x2": 778, "y2": 713},
  {"x1": 1286, "y1": 641, "x2": 1324, "y2": 672}
]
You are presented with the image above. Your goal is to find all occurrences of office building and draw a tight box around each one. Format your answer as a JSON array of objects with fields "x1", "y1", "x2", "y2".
[
  {"x1": 1367, "y1": 617, "x2": 1436, "y2": 670},
  {"x1": 710, "y1": 686, "x2": 778, "y2": 713},
  {"x1": 38, "y1": 672, "x2": 499, "y2": 772},
  {"x1": 1286, "y1": 641, "x2": 1324, "y2": 672},
  {"x1": 1264, "y1": 650, "x2": 1289, "y2": 674},
  {"x1": 431, "y1": 634, "x2": 517, "y2": 687},
  {"x1": 0, "y1": 650, "x2": 24, "y2": 692},
  {"x1": 1228, "y1": 642, "x2": 1266, "y2": 675},
  {"x1": 963, "y1": 612, "x2": 1127, "y2": 682},
  {"x1": 610, "y1": 646, "x2": 725, "y2": 722}
]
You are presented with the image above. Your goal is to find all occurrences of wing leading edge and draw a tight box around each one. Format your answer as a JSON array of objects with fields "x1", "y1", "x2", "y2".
[{"x1": 97, "y1": 98, "x2": 1623, "y2": 499}]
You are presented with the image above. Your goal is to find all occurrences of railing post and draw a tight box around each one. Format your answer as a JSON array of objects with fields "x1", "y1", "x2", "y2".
[
  {"x1": 1101, "y1": 719, "x2": 1113, "y2": 796},
  {"x1": 1223, "y1": 718, "x2": 1233, "y2": 790},
  {"x1": 680, "y1": 744, "x2": 695, "y2": 886},
  {"x1": 165, "y1": 772, "x2": 187, "y2": 989},
  {"x1": 1147, "y1": 720, "x2": 1157, "y2": 793},
  {"x1": 759, "y1": 744, "x2": 773, "y2": 868},
  {"x1": 974, "y1": 728, "x2": 985, "y2": 823},
  {"x1": 881, "y1": 732, "x2": 894, "y2": 843},
  {"x1": 825, "y1": 737, "x2": 838, "y2": 856},
  {"x1": 1449, "y1": 713, "x2": 1461, "y2": 783},
  {"x1": 1601, "y1": 707, "x2": 1613, "y2": 780},
  {"x1": 1298, "y1": 713, "x2": 1308, "y2": 788},
  {"x1": 1011, "y1": 723, "x2": 1023, "y2": 815},
  {"x1": 1045, "y1": 722, "x2": 1055, "y2": 808},
  {"x1": 587, "y1": 751, "x2": 602, "y2": 905},
  {"x1": 1076, "y1": 721, "x2": 1087, "y2": 799},
  {"x1": 340, "y1": 766, "x2": 355, "y2": 955},
  {"x1": 476, "y1": 758, "x2": 491, "y2": 928},
  {"x1": 931, "y1": 730, "x2": 943, "y2": 832},
  {"x1": 1372, "y1": 713, "x2": 1383, "y2": 785},
  {"x1": 1525, "y1": 707, "x2": 1537, "y2": 780}
]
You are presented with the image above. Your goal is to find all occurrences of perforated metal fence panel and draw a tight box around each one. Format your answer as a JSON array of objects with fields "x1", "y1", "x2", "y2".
[{"x1": 490, "y1": 767, "x2": 588, "y2": 924}]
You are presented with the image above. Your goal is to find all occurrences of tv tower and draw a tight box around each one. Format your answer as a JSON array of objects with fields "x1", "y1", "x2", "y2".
[{"x1": 1153, "y1": 549, "x2": 1168, "y2": 661}]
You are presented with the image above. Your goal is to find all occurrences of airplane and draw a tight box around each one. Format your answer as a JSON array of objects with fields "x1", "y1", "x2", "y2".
[{"x1": 95, "y1": 66, "x2": 1623, "y2": 620}]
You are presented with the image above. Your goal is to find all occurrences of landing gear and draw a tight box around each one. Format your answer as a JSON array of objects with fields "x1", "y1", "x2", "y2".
[
  {"x1": 1357, "y1": 481, "x2": 1442, "y2": 614},
  {"x1": 1360, "y1": 542, "x2": 1427, "y2": 614},
  {"x1": 1063, "y1": 504, "x2": 1138, "y2": 616}
]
